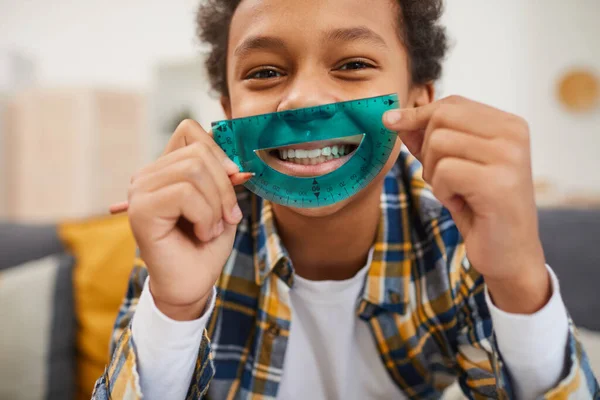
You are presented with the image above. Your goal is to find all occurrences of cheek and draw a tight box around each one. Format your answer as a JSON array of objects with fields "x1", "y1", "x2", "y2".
[
  {"x1": 379, "y1": 56, "x2": 413, "y2": 107},
  {"x1": 231, "y1": 94, "x2": 281, "y2": 119}
]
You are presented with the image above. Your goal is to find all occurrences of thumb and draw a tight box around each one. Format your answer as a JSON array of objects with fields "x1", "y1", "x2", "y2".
[
  {"x1": 383, "y1": 104, "x2": 433, "y2": 132},
  {"x1": 382, "y1": 111, "x2": 426, "y2": 160},
  {"x1": 383, "y1": 108, "x2": 429, "y2": 162}
]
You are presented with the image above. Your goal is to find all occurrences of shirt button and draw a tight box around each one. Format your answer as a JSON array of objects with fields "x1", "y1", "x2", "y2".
[
  {"x1": 266, "y1": 322, "x2": 280, "y2": 338},
  {"x1": 389, "y1": 291, "x2": 401, "y2": 303}
]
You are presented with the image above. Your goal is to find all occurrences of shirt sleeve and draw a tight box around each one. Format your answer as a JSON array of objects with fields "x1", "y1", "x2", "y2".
[
  {"x1": 484, "y1": 266, "x2": 569, "y2": 399},
  {"x1": 90, "y1": 260, "x2": 216, "y2": 400},
  {"x1": 451, "y1": 258, "x2": 600, "y2": 399},
  {"x1": 131, "y1": 277, "x2": 216, "y2": 400}
]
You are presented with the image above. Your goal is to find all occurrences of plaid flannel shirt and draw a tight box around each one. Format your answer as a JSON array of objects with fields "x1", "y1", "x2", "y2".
[{"x1": 93, "y1": 149, "x2": 599, "y2": 399}]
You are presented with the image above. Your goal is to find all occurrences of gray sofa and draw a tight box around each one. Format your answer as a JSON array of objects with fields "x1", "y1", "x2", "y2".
[
  {"x1": 538, "y1": 209, "x2": 600, "y2": 332},
  {"x1": 0, "y1": 208, "x2": 598, "y2": 400}
]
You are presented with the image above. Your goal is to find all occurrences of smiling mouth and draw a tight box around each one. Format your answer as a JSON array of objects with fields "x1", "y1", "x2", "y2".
[
  {"x1": 271, "y1": 142, "x2": 359, "y2": 164},
  {"x1": 256, "y1": 134, "x2": 363, "y2": 177}
]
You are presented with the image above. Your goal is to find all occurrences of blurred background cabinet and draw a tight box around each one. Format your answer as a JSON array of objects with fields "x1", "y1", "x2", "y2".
[
  {"x1": 3, "y1": 89, "x2": 146, "y2": 222},
  {"x1": 0, "y1": 94, "x2": 9, "y2": 219},
  {"x1": 0, "y1": 51, "x2": 38, "y2": 219}
]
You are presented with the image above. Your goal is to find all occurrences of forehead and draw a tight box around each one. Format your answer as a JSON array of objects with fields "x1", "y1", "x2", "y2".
[{"x1": 229, "y1": 0, "x2": 399, "y2": 47}]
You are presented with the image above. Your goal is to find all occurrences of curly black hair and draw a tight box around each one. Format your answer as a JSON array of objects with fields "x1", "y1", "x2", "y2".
[{"x1": 197, "y1": 0, "x2": 448, "y2": 97}]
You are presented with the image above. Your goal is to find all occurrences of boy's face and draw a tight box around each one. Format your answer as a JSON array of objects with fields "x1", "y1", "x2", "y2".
[{"x1": 222, "y1": 0, "x2": 433, "y2": 217}]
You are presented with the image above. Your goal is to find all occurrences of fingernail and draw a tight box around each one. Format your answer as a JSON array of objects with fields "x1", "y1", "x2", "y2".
[
  {"x1": 214, "y1": 220, "x2": 225, "y2": 236},
  {"x1": 231, "y1": 204, "x2": 243, "y2": 222},
  {"x1": 384, "y1": 110, "x2": 402, "y2": 125},
  {"x1": 223, "y1": 158, "x2": 240, "y2": 174}
]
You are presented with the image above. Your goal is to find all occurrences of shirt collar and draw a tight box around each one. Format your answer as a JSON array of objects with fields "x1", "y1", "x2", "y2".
[{"x1": 251, "y1": 195, "x2": 293, "y2": 287}]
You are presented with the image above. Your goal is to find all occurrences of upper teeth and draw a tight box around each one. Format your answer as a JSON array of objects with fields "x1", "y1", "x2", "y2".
[{"x1": 279, "y1": 145, "x2": 351, "y2": 160}]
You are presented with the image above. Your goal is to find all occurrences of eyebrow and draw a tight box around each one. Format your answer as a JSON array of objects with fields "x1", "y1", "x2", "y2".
[
  {"x1": 234, "y1": 36, "x2": 287, "y2": 58},
  {"x1": 233, "y1": 26, "x2": 388, "y2": 60},
  {"x1": 325, "y1": 26, "x2": 388, "y2": 48}
]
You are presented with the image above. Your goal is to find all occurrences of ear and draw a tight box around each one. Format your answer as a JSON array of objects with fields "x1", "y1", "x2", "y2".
[
  {"x1": 407, "y1": 82, "x2": 435, "y2": 108},
  {"x1": 221, "y1": 96, "x2": 232, "y2": 119}
]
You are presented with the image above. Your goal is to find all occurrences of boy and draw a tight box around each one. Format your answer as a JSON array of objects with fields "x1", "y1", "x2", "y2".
[{"x1": 93, "y1": 0, "x2": 599, "y2": 399}]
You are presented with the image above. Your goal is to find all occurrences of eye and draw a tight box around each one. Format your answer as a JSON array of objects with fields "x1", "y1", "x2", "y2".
[
  {"x1": 337, "y1": 60, "x2": 376, "y2": 71},
  {"x1": 245, "y1": 68, "x2": 284, "y2": 80}
]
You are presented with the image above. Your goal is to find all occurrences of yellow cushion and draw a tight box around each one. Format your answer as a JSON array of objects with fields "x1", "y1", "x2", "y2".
[{"x1": 58, "y1": 214, "x2": 136, "y2": 400}]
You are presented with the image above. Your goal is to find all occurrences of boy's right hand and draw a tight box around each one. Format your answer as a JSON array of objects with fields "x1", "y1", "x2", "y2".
[{"x1": 128, "y1": 120, "x2": 244, "y2": 321}]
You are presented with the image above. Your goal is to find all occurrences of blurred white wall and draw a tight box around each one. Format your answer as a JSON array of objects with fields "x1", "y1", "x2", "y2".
[
  {"x1": 0, "y1": 0, "x2": 599, "y2": 192},
  {"x1": 523, "y1": 1, "x2": 600, "y2": 193},
  {"x1": 442, "y1": 0, "x2": 600, "y2": 193},
  {"x1": 151, "y1": 57, "x2": 225, "y2": 158},
  {"x1": 0, "y1": 0, "x2": 202, "y2": 88}
]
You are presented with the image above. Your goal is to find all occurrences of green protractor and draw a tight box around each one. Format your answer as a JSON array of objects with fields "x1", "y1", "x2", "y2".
[{"x1": 211, "y1": 93, "x2": 399, "y2": 208}]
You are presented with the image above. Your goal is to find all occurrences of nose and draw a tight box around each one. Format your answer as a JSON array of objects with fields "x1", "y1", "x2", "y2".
[{"x1": 277, "y1": 75, "x2": 339, "y2": 122}]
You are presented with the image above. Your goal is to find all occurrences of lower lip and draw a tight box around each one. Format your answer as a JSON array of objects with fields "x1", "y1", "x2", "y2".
[{"x1": 263, "y1": 152, "x2": 355, "y2": 177}]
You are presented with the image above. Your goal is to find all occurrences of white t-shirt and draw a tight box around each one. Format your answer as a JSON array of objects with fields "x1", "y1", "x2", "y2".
[
  {"x1": 277, "y1": 257, "x2": 403, "y2": 399},
  {"x1": 132, "y1": 260, "x2": 569, "y2": 400}
]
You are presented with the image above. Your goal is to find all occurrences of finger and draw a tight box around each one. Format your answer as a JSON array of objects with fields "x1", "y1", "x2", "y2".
[
  {"x1": 421, "y1": 128, "x2": 497, "y2": 183},
  {"x1": 196, "y1": 142, "x2": 243, "y2": 225},
  {"x1": 204, "y1": 133, "x2": 240, "y2": 176},
  {"x1": 109, "y1": 201, "x2": 129, "y2": 215},
  {"x1": 155, "y1": 141, "x2": 244, "y2": 225},
  {"x1": 384, "y1": 101, "x2": 502, "y2": 163},
  {"x1": 383, "y1": 100, "x2": 444, "y2": 132},
  {"x1": 130, "y1": 182, "x2": 217, "y2": 242},
  {"x1": 165, "y1": 119, "x2": 240, "y2": 174},
  {"x1": 429, "y1": 157, "x2": 487, "y2": 210},
  {"x1": 159, "y1": 118, "x2": 240, "y2": 175},
  {"x1": 384, "y1": 96, "x2": 515, "y2": 139},
  {"x1": 230, "y1": 172, "x2": 254, "y2": 186},
  {"x1": 132, "y1": 146, "x2": 224, "y2": 228},
  {"x1": 162, "y1": 119, "x2": 208, "y2": 155},
  {"x1": 112, "y1": 173, "x2": 253, "y2": 215},
  {"x1": 132, "y1": 139, "x2": 239, "y2": 185},
  {"x1": 382, "y1": 104, "x2": 436, "y2": 162}
]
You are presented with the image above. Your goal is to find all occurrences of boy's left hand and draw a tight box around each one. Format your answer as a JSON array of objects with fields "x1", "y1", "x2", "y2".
[{"x1": 383, "y1": 95, "x2": 550, "y2": 314}]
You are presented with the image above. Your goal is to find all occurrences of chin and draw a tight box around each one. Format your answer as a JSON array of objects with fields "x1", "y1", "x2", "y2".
[
  {"x1": 276, "y1": 174, "x2": 385, "y2": 219},
  {"x1": 270, "y1": 140, "x2": 402, "y2": 219},
  {"x1": 283, "y1": 197, "x2": 354, "y2": 218}
]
